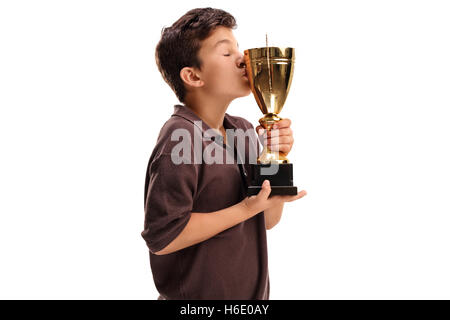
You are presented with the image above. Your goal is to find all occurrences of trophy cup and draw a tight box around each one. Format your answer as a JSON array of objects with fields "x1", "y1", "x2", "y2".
[{"x1": 244, "y1": 46, "x2": 298, "y2": 196}]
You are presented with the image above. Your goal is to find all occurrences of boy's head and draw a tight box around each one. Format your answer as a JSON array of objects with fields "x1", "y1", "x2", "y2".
[{"x1": 155, "y1": 8, "x2": 250, "y2": 103}]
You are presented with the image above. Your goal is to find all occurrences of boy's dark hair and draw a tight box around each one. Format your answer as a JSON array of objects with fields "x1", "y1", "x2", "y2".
[{"x1": 155, "y1": 8, "x2": 237, "y2": 102}]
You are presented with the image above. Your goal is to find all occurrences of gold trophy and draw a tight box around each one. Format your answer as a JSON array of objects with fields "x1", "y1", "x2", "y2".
[{"x1": 244, "y1": 46, "x2": 298, "y2": 196}]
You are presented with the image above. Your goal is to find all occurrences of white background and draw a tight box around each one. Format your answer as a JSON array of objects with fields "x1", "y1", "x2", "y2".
[{"x1": 1, "y1": 0, "x2": 449, "y2": 299}]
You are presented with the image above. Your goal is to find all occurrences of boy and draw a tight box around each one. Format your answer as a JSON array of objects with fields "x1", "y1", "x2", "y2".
[{"x1": 141, "y1": 7, "x2": 307, "y2": 300}]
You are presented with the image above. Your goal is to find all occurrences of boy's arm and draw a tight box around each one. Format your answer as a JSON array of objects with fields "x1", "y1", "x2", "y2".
[
  {"x1": 264, "y1": 202, "x2": 284, "y2": 230},
  {"x1": 155, "y1": 201, "x2": 254, "y2": 255},
  {"x1": 155, "y1": 180, "x2": 306, "y2": 255}
]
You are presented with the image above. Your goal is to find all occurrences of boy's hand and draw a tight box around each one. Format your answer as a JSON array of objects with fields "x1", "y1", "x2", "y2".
[
  {"x1": 242, "y1": 180, "x2": 307, "y2": 217},
  {"x1": 256, "y1": 118, "x2": 294, "y2": 156}
]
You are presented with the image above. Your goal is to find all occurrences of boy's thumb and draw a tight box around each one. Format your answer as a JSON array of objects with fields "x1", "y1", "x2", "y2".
[{"x1": 257, "y1": 180, "x2": 271, "y2": 199}]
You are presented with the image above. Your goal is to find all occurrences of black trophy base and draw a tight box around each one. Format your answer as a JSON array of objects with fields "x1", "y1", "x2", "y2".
[{"x1": 247, "y1": 163, "x2": 298, "y2": 196}]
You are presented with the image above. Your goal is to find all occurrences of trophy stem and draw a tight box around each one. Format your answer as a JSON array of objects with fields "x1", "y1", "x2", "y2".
[{"x1": 258, "y1": 114, "x2": 289, "y2": 164}]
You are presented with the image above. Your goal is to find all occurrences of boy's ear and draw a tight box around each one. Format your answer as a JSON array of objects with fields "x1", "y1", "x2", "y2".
[{"x1": 180, "y1": 67, "x2": 204, "y2": 88}]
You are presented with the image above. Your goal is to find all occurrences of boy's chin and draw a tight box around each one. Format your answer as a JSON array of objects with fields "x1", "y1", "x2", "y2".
[
  {"x1": 227, "y1": 87, "x2": 252, "y2": 101},
  {"x1": 233, "y1": 90, "x2": 251, "y2": 100},
  {"x1": 240, "y1": 88, "x2": 252, "y2": 97}
]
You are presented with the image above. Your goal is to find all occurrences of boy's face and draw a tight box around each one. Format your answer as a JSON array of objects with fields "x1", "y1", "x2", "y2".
[{"x1": 195, "y1": 26, "x2": 251, "y2": 100}]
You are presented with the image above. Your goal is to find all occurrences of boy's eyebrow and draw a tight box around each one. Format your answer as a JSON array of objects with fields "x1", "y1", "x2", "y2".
[{"x1": 214, "y1": 39, "x2": 239, "y2": 48}]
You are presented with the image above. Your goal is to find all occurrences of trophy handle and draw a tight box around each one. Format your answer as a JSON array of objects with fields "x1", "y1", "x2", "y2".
[{"x1": 258, "y1": 113, "x2": 289, "y2": 164}]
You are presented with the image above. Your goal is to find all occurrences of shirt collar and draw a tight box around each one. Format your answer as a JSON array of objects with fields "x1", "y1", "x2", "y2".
[
  {"x1": 171, "y1": 104, "x2": 239, "y2": 133},
  {"x1": 171, "y1": 105, "x2": 250, "y2": 180}
]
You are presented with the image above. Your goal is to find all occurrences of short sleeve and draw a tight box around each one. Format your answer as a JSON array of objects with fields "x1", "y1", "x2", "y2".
[{"x1": 141, "y1": 153, "x2": 198, "y2": 253}]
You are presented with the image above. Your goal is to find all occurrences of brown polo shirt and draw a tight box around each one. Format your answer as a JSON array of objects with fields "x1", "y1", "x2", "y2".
[{"x1": 141, "y1": 104, "x2": 269, "y2": 300}]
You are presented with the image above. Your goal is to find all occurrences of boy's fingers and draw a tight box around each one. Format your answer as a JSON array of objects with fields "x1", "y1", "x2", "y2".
[
  {"x1": 273, "y1": 118, "x2": 291, "y2": 129},
  {"x1": 265, "y1": 190, "x2": 307, "y2": 203},
  {"x1": 265, "y1": 136, "x2": 294, "y2": 145},
  {"x1": 266, "y1": 128, "x2": 292, "y2": 138},
  {"x1": 285, "y1": 190, "x2": 307, "y2": 202},
  {"x1": 256, "y1": 125, "x2": 264, "y2": 136}
]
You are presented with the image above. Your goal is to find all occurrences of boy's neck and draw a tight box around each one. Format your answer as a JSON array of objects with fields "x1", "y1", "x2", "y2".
[{"x1": 183, "y1": 94, "x2": 230, "y2": 130}]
